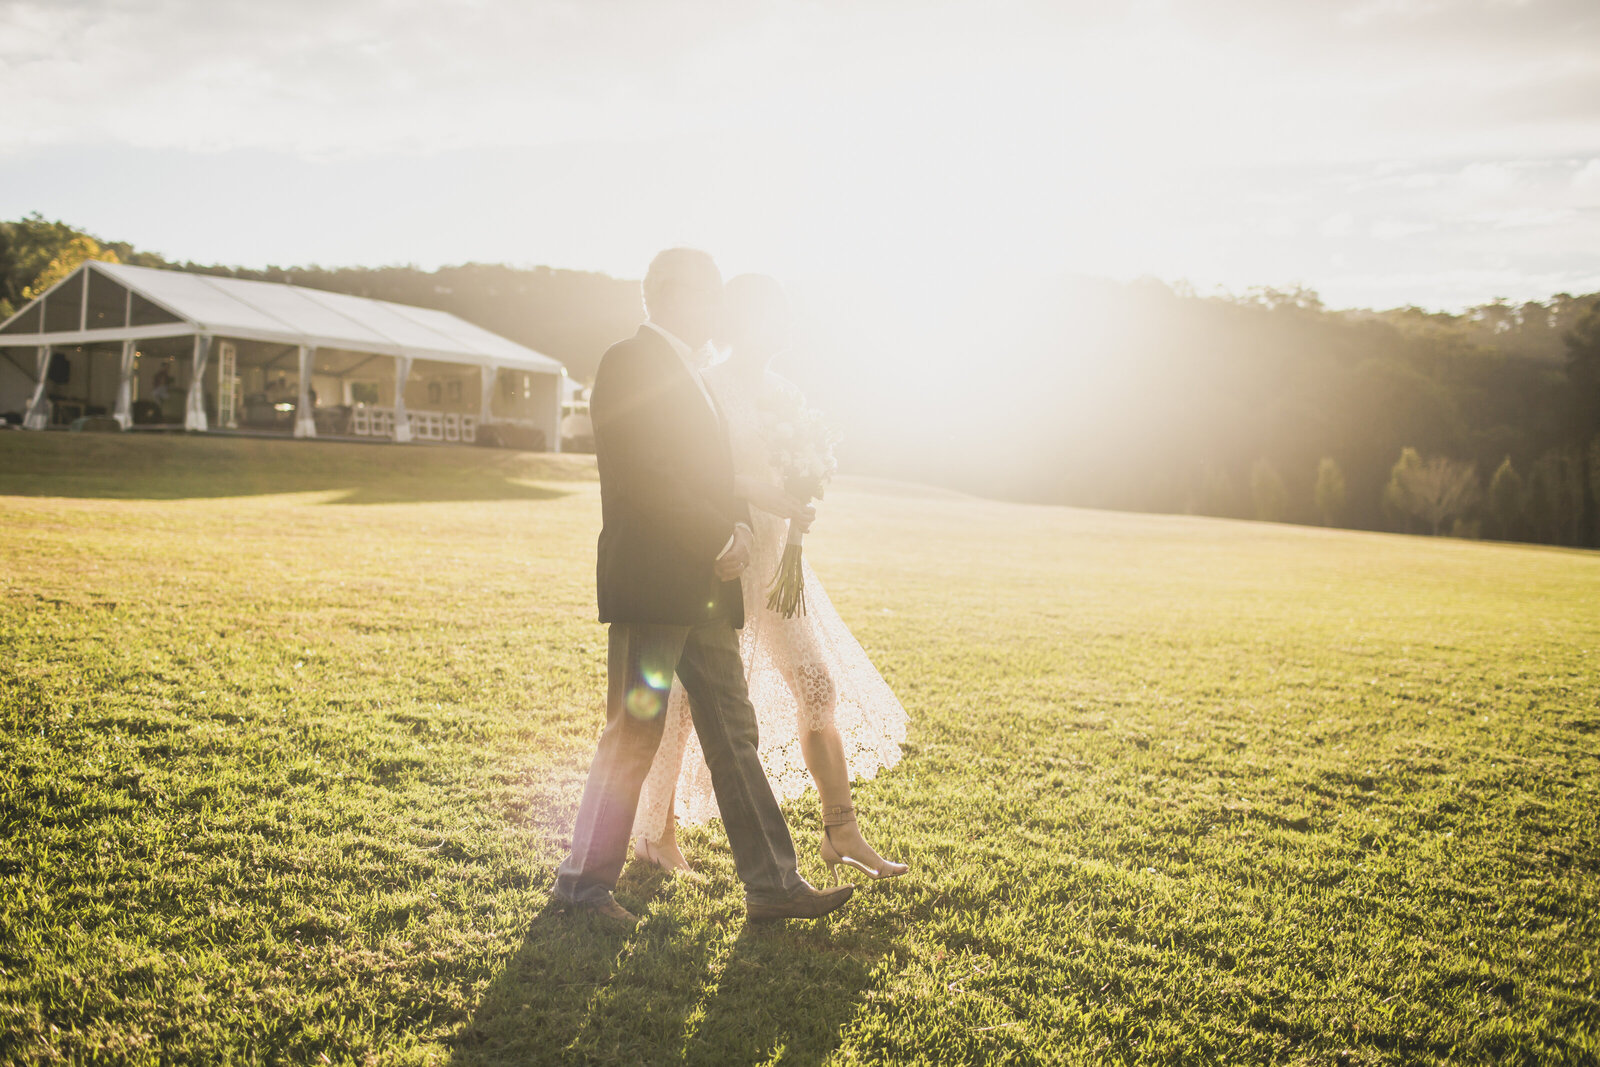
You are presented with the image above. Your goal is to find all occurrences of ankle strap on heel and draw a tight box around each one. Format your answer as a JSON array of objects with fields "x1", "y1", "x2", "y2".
[{"x1": 821, "y1": 803, "x2": 856, "y2": 828}]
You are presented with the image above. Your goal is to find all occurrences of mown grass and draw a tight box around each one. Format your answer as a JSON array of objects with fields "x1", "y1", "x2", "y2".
[{"x1": 1, "y1": 432, "x2": 1597, "y2": 1066}]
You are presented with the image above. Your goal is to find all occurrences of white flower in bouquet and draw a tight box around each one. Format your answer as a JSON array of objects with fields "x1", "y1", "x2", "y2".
[{"x1": 756, "y1": 382, "x2": 840, "y2": 617}]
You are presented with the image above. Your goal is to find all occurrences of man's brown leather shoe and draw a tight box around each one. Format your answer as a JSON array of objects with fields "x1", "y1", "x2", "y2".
[{"x1": 745, "y1": 881, "x2": 854, "y2": 922}]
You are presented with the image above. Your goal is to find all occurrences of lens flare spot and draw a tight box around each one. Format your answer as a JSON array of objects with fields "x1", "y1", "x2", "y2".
[
  {"x1": 625, "y1": 685, "x2": 663, "y2": 720},
  {"x1": 641, "y1": 667, "x2": 670, "y2": 691}
]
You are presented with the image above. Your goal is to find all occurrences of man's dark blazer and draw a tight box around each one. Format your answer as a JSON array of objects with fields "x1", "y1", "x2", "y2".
[{"x1": 591, "y1": 324, "x2": 751, "y2": 628}]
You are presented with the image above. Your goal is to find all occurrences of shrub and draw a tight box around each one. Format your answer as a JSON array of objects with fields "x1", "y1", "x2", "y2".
[
  {"x1": 1487, "y1": 456, "x2": 1524, "y2": 541},
  {"x1": 1314, "y1": 457, "x2": 1347, "y2": 526},
  {"x1": 1387, "y1": 449, "x2": 1480, "y2": 536},
  {"x1": 1383, "y1": 448, "x2": 1422, "y2": 532},
  {"x1": 1526, "y1": 448, "x2": 1584, "y2": 545},
  {"x1": 1197, "y1": 463, "x2": 1240, "y2": 518},
  {"x1": 1250, "y1": 459, "x2": 1288, "y2": 522}
]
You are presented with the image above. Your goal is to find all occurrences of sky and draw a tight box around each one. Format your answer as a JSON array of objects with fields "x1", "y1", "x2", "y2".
[{"x1": 2, "y1": 0, "x2": 1599, "y2": 330}]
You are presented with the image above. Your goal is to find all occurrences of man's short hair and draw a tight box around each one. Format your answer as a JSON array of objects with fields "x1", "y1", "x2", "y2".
[{"x1": 642, "y1": 248, "x2": 721, "y2": 319}]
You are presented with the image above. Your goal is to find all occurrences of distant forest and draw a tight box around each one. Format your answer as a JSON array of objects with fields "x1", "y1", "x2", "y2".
[{"x1": 4, "y1": 213, "x2": 1598, "y2": 549}]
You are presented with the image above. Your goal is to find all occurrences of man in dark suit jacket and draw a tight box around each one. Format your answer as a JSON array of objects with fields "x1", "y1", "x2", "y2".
[{"x1": 553, "y1": 248, "x2": 853, "y2": 925}]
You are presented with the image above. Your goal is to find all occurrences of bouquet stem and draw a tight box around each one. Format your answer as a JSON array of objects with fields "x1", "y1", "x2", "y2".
[{"x1": 766, "y1": 529, "x2": 807, "y2": 618}]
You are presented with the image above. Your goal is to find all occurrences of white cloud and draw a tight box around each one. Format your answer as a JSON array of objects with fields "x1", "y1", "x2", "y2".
[
  {"x1": 1574, "y1": 158, "x2": 1600, "y2": 198},
  {"x1": 1458, "y1": 162, "x2": 1521, "y2": 196},
  {"x1": 1370, "y1": 219, "x2": 1438, "y2": 241},
  {"x1": 1321, "y1": 211, "x2": 1356, "y2": 238}
]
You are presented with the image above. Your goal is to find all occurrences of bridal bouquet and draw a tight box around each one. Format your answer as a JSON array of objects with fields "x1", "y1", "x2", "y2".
[{"x1": 759, "y1": 383, "x2": 840, "y2": 618}]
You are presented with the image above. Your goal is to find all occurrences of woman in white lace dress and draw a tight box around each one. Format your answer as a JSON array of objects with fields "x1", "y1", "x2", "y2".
[{"x1": 631, "y1": 274, "x2": 909, "y2": 884}]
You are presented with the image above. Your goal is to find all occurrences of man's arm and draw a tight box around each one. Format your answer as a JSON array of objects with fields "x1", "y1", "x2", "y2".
[{"x1": 592, "y1": 344, "x2": 740, "y2": 562}]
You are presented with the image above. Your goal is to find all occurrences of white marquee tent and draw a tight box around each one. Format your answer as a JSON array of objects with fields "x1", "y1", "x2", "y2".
[{"x1": 0, "y1": 260, "x2": 566, "y2": 448}]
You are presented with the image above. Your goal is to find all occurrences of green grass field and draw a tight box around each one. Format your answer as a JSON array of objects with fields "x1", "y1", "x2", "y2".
[{"x1": 2, "y1": 433, "x2": 1597, "y2": 1066}]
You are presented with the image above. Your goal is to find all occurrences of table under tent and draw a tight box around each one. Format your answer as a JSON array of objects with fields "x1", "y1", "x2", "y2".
[{"x1": 0, "y1": 261, "x2": 567, "y2": 449}]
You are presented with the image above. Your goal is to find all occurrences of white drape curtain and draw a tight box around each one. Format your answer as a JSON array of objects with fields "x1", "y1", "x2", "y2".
[
  {"x1": 294, "y1": 345, "x2": 316, "y2": 438},
  {"x1": 184, "y1": 334, "x2": 211, "y2": 431},
  {"x1": 393, "y1": 353, "x2": 413, "y2": 442},
  {"x1": 113, "y1": 339, "x2": 135, "y2": 429},
  {"x1": 552, "y1": 371, "x2": 565, "y2": 453},
  {"x1": 22, "y1": 345, "x2": 50, "y2": 430},
  {"x1": 480, "y1": 364, "x2": 496, "y2": 425}
]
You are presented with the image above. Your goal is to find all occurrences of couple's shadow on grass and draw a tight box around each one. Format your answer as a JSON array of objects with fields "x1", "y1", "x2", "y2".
[{"x1": 448, "y1": 861, "x2": 895, "y2": 1066}]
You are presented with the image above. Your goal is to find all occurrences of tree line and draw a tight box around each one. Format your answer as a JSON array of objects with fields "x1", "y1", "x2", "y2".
[
  {"x1": 3, "y1": 214, "x2": 1597, "y2": 549},
  {"x1": 861, "y1": 278, "x2": 1600, "y2": 551}
]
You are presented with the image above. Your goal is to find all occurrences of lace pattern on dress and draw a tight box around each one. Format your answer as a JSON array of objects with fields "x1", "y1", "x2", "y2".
[{"x1": 781, "y1": 663, "x2": 837, "y2": 733}]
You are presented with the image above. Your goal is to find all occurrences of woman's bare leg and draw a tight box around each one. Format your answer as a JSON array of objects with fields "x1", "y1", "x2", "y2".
[
  {"x1": 640, "y1": 783, "x2": 696, "y2": 873},
  {"x1": 635, "y1": 686, "x2": 701, "y2": 878},
  {"x1": 799, "y1": 724, "x2": 853, "y2": 811},
  {"x1": 793, "y1": 688, "x2": 903, "y2": 876}
]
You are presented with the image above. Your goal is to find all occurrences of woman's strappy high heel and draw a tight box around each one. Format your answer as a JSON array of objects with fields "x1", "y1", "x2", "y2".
[{"x1": 819, "y1": 803, "x2": 909, "y2": 884}]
